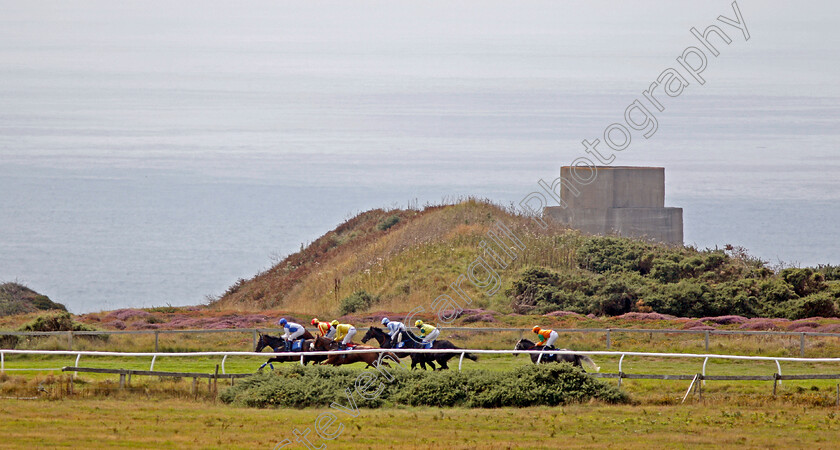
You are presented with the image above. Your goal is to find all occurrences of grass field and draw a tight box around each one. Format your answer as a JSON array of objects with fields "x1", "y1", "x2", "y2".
[
  {"x1": 3, "y1": 351, "x2": 840, "y2": 407},
  {"x1": 1, "y1": 397, "x2": 839, "y2": 449},
  {"x1": 4, "y1": 330, "x2": 840, "y2": 448}
]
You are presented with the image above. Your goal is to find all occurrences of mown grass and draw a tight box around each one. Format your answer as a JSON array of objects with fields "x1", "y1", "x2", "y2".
[{"x1": 1, "y1": 398, "x2": 839, "y2": 449}]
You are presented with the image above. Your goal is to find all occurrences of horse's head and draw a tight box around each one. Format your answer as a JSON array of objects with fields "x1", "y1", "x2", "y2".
[
  {"x1": 514, "y1": 338, "x2": 534, "y2": 353},
  {"x1": 312, "y1": 336, "x2": 332, "y2": 351},
  {"x1": 255, "y1": 333, "x2": 267, "y2": 352},
  {"x1": 361, "y1": 327, "x2": 376, "y2": 344}
]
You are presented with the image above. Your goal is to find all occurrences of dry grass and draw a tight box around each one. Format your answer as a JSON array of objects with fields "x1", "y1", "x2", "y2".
[{"x1": 205, "y1": 199, "x2": 582, "y2": 316}]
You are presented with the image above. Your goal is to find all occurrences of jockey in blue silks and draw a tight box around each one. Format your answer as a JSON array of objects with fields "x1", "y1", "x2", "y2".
[
  {"x1": 381, "y1": 317, "x2": 406, "y2": 346},
  {"x1": 278, "y1": 318, "x2": 305, "y2": 352}
]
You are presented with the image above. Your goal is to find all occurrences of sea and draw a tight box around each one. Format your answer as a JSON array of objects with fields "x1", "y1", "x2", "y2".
[{"x1": 1, "y1": 0, "x2": 838, "y2": 313}]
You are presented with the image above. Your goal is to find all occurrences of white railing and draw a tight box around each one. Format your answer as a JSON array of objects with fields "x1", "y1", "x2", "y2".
[{"x1": 4, "y1": 348, "x2": 840, "y2": 374}]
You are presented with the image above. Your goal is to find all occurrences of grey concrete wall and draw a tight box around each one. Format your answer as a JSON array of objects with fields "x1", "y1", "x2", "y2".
[
  {"x1": 545, "y1": 166, "x2": 683, "y2": 245},
  {"x1": 607, "y1": 207, "x2": 683, "y2": 245}
]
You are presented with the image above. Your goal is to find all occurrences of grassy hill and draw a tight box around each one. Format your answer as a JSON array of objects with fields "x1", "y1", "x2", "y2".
[
  {"x1": 210, "y1": 199, "x2": 840, "y2": 320},
  {"x1": 0, "y1": 282, "x2": 66, "y2": 317}
]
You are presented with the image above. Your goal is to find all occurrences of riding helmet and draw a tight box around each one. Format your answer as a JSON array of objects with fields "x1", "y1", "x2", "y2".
[
  {"x1": 311, "y1": 318, "x2": 319, "y2": 326},
  {"x1": 278, "y1": 318, "x2": 288, "y2": 326},
  {"x1": 381, "y1": 317, "x2": 389, "y2": 325},
  {"x1": 532, "y1": 326, "x2": 540, "y2": 333},
  {"x1": 330, "y1": 320, "x2": 339, "y2": 327},
  {"x1": 415, "y1": 320, "x2": 423, "y2": 327}
]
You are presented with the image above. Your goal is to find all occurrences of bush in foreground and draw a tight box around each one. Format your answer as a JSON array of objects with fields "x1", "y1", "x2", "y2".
[{"x1": 220, "y1": 364, "x2": 627, "y2": 408}]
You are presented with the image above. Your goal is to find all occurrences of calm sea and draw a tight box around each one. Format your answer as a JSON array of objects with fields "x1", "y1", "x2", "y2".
[{"x1": 1, "y1": 1, "x2": 838, "y2": 312}]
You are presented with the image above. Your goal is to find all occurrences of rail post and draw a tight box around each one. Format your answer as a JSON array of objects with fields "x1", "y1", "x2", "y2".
[
  {"x1": 150, "y1": 355, "x2": 157, "y2": 371},
  {"x1": 1, "y1": 351, "x2": 4, "y2": 373},
  {"x1": 458, "y1": 351, "x2": 465, "y2": 371},
  {"x1": 119, "y1": 373, "x2": 126, "y2": 389},
  {"x1": 74, "y1": 353, "x2": 81, "y2": 379},
  {"x1": 800, "y1": 333, "x2": 805, "y2": 357},
  {"x1": 67, "y1": 331, "x2": 73, "y2": 351},
  {"x1": 221, "y1": 355, "x2": 228, "y2": 374},
  {"x1": 617, "y1": 354, "x2": 626, "y2": 388},
  {"x1": 606, "y1": 329, "x2": 611, "y2": 349},
  {"x1": 214, "y1": 365, "x2": 219, "y2": 394},
  {"x1": 704, "y1": 330, "x2": 709, "y2": 351},
  {"x1": 154, "y1": 331, "x2": 160, "y2": 352},
  {"x1": 253, "y1": 329, "x2": 258, "y2": 350}
]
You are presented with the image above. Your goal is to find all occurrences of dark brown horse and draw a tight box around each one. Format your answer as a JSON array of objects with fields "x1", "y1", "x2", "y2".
[
  {"x1": 514, "y1": 339, "x2": 599, "y2": 372},
  {"x1": 254, "y1": 333, "x2": 324, "y2": 369},
  {"x1": 311, "y1": 336, "x2": 399, "y2": 368},
  {"x1": 361, "y1": 326, "x2": 435, "y2": 370},
  {"x1": 394, "y1": 329, "x2": 477, "y2": 371}
]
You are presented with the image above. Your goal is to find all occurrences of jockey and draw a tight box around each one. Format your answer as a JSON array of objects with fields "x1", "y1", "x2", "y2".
[
  {"x1": 415, "y1": 320, "x2": 439, "y2": 347},
  {"x1": 532, "y1": 326, "x2": 558, "y2": 349},
  {"x1": 381, "y1": 317, "x2": 406, "y2": 344},
  {"x1": 332, "y1": 320, "x2": 356, "y2": 351},
  {"x1": 311, "y1": 318, "x2": 336, "y2": 340},
  {"x1": 278, "y1": 318, "x2": 305, "y2": 351}
]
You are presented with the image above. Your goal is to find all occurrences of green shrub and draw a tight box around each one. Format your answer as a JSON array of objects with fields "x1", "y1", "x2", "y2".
[
  {"x1": 20, "y1": 312, "x2": 95, "y2": 332},
  {"x1": 777, "y1": 292, "x2": 840, "y2": 320},
  {"x1": 0, "y1": 335, "x2": 18, "y2": 349},
  {"x1": 339, "y1": 290, "x2": 380, "y2": 315},
  {"x1": 18, "y1": 312, "x2": 106, "y2": 343},
  {"x1": 781, "y1": 268, "x2": 827, "y2": 297},
  {"x1": 651, "y1": 258, "x2": 682, "y2": 283},
  {"x1": 220, "y1": 364, "x2": 627, "y2": 409},
  {"x1": 817, "y1": 265, "x2": 840, "y2": 281},
  {"x1": 377, "y1": 215, "x2": 400, "y2": 231},
  {"x1": 577, "y1": 237, "x2": 651, "y2": 274}
]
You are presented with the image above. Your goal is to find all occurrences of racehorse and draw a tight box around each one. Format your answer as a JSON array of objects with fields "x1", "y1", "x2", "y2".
[
  {"x1": 395, "y1": 329, "x2": 477, "y2": 371},
  {"x1": 254, "y1": 333, "x2": 324, "y2": 369},
  {"x1": 514, "y1": 338, "x2": 599, "y2": 372},
  {"x1": 361, "y1": 326, "x2": 433, "y2": 370},
  {"x1": 310, "y1": 335, "x2": 399, "y2": 368}
]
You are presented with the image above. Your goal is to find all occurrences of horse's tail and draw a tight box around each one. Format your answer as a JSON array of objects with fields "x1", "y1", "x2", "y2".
[{"x1": 579, "y1": 355, "x2": 600, "y2": 372}]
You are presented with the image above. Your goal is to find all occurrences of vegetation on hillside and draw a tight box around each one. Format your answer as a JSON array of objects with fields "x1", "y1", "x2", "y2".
[
  {"x1": 0, "y1": 282, "x2": 66, "y2": 317},
  {"x1": 210, "y1": 199, "x2": 840, "y2": 320},
  {"x1": 509, "y1": 238, "x2": 840, "y2": 320}
]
